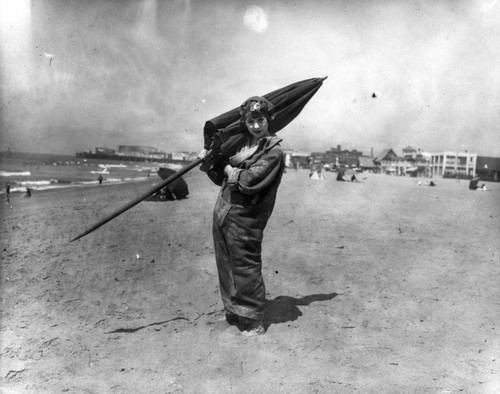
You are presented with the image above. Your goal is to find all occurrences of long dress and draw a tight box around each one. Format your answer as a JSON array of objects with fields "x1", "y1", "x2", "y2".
[{"x1": 205, "y1": 135, "x2": 285, "y2": 320}]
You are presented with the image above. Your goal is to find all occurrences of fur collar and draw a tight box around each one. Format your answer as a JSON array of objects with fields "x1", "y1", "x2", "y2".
[{"x1": 229, "y1": 136, "x2": 282, "y2": 166}]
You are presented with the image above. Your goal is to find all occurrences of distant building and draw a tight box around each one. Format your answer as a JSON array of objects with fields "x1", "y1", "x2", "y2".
[
  {"x1": 476, "y1": 156, "x2": 500, "y2": 182},
  {"x1": 77, "y1": 145, "x2": 169, "y2": 162},
  {"x1": 402, "y1": 147, "x2": 429, "y2": 177},
  {"x1": 95, "y1": 147, "x2": 116, "y2": 155},
  {"x1": 375, "y1": 148, "x2": 433, "y2": 177},
  {"x1": 117, "y1": 145, "x2": 165, "y2": 157},
  {"x1": 310, "y1": 152, "x2": 325, "y2": 163},
  {"x1": 323, "y1": 145, "x2": 363, "y2": 168},
  {"x1": 358, "y1": 156, "x2": 377, "y2": 172},
  {"x1": 402, "y1": 146, "x2": 418, "y2": 160},
  {"x1": 428, "y1": 151, "x2": 477, "y2": 178},
  {"x1": 281, "y1": 148, "x2": 295, "y2": 168},
  {"x1": 374, "y1": 149, "x2": 403, "y2": 175},
  {"x1": 167, "y1": 152, "x2": 198, "y2": 162},
  {"x1": 290, "y1": 151, "x2": 311, "y2": 169}
]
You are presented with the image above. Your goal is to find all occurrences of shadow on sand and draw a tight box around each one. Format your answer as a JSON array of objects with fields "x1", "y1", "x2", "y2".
[{"x1": 263, "y1": 292, "x2": 339, "y2": 329}]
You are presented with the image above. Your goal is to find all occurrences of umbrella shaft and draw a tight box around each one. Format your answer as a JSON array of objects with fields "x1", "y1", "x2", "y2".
[{"x1": 70, "y1": 156, "x2": 206, "y2": 242}]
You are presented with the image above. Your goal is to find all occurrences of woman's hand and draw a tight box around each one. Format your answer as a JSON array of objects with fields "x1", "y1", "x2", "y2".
[
  {"x1": 224, "y1": 164, "x2": 234, "y2": 176},
  {"x1": 197, "y1": 149, "x2": 208, "y2": 160}
]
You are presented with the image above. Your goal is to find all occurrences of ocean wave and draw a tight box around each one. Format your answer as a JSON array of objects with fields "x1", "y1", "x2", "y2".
[
  {"x1": 162, "y1": 163, "x2": 183, "y2": 170},
  {"x1": 0, "y1": 171, "x2": 32, "y2": 176},
  {"x1": 0, "y1": 176, "x2": 151, "y2": 194},
  {"x1": 18, "y1": 179, "x2": 58, "y2": 186},
  {"x1": 98, "y1": 163, "x2": 127, "y2": 168},
  {"x1": 123, "y1": 177, "x2": 149, "y2": 182}
]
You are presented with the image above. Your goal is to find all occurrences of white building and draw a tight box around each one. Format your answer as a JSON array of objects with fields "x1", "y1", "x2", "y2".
[{"x1": 428, "y1": 151, "x2": 477, "y2": 178}]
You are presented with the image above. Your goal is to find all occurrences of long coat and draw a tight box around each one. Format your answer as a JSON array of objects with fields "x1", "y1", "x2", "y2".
[{"x1": 206, "y1": 135, "x2": 285, "y2": 319}]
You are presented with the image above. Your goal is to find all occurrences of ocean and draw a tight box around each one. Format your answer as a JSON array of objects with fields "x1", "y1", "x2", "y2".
[{"x1": 0, "y1": 151, "x2": 183, "y2": 194}]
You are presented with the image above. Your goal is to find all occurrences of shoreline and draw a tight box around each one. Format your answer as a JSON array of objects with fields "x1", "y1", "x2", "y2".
[{"x1": 1, "y1": 177, "x2": 159, "y2": 197}]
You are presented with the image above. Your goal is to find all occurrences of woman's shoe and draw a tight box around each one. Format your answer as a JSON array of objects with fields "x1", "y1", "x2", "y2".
[
  {"x1": 241, "y1": 320, "x2": 266, "y2": 337},
  {"x1": 225, "y1": 313, "x2": 239, "y2": 326}
]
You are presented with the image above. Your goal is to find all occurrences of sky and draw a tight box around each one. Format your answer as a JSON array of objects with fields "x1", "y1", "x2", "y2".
[{"x1": 1, "y1": 0, "x2": 500, "y2": 157}]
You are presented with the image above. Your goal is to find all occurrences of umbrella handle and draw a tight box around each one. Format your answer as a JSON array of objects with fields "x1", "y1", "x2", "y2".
[{"x1": 70, "y1": 151, "x2": 213, "y2": 242}]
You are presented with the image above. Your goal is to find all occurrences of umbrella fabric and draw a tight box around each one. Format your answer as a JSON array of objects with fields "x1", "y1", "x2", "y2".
[
  {"x1": 155, "y1": 167, "x2": 189, "y2": 199},
  {"x1": 157, "y1": 167, "x2": 177, "y2": 180},
  {"x1": 203, "y1": 77, "x2": 327, "y2": 159},
  {"x1": 336, "y1": 168, "x2": 357, "y2": 181}
]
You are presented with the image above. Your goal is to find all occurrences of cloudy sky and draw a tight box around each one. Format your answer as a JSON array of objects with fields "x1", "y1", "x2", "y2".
[{"x1": 1, "y1": 0, "x2": 499, "y2": 156}]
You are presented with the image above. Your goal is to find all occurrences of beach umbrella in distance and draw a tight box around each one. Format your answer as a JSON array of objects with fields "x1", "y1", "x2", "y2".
[
  {"x1": 469, "y1": 175, "x2": 481, "y2": 190},
  {"x1": 70, "y1": 76, "x2": 327, "y2": 242},
  {"x1": 336, "y1": 168, "x2": 357, "y2": 181},
  {"x1": 156, "y1": 167, "x2": 189, "y2": 199}
]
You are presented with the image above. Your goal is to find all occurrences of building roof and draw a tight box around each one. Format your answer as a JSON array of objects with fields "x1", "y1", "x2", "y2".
[
  {"x1": 374, "y1": 149, "x2": 398, "y2": 162},
  {"x1": 402, "y1": 146, "x2": 417, "y2": 152},
  {"x1": 477, "y1": 156, "x2": 500, "y2": 172},
  {"x1": 344, "y1": 157, "x2": 359, "y2": 167},
  {"x1": 358, "y1": 156, "x2": 376, "y2": 168}
]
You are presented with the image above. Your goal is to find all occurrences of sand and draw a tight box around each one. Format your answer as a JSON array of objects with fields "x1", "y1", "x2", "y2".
[{"x1": 1, "y1": 169, "x2": 499, "y2": 393}]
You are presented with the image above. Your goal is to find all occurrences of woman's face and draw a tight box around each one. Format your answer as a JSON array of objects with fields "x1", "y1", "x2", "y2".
[{"x1": 245, "y1": 116, "x2": 270, "y2": 139}]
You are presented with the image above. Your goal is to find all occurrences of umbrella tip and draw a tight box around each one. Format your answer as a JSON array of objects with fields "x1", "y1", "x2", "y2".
[
  {"x1": 70, "y1": 234, "x2": 83, "y2": 243},
  {"x1": 320, "y1": 76, "x2": 328, "y2": 81}
]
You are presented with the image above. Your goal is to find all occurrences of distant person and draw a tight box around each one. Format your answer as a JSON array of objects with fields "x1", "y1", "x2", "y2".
[
  {"x1": 158, "y1": 187, "x2": 175, "y2": 201},
  {"x1": 98, "y1": 174, "x2": 103, "y2": 184},
  {"x1": 25, "y1": 187, "x2": 31, "y2": 197},
  {"x1": 309, "y1": 161, "x2": 324, "y2": 180},
  {"x1": 336, "y1": 170, "x2": 344, "y2": 181},
  {"x1": 6, "y1": 182, "x2": 10, "y2": 203},
  {"x1": 469, "y1": 176, "x2": 486, "y2": 190}
]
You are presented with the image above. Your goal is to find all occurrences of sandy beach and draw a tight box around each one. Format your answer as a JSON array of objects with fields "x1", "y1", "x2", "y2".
[{"x1": 1, "y1": 169, "x2": 499, "y2": 393}]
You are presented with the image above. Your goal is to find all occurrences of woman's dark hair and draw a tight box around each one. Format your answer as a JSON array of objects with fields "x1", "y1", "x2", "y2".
[{"x1": 239, "y1": 96, "x2": 275, "y2": 123}]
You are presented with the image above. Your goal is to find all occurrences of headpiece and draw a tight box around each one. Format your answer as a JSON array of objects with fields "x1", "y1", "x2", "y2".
[{"x1": 239, "y1": 96, "x2": 275, "y2": 123}]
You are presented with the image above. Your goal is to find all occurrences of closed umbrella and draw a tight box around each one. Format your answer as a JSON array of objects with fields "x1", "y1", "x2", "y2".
[{"x1": 203, "y1": 76, "x2": 327, "y2": 167}]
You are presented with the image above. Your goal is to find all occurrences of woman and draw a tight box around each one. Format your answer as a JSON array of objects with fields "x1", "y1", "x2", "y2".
[{"x1": 199, "y1": 96, "x2": 285, "y2": 336}]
